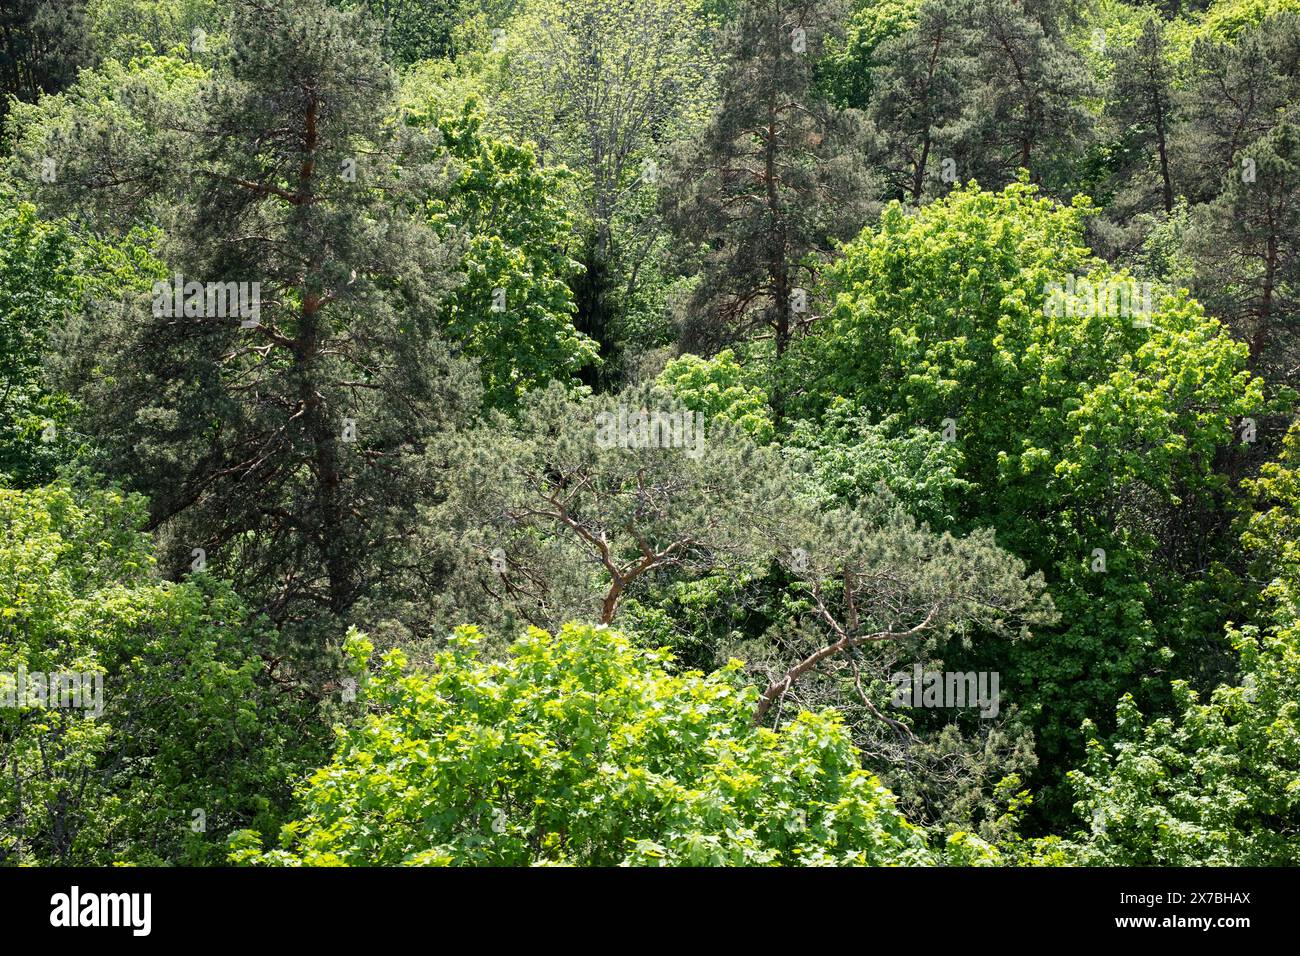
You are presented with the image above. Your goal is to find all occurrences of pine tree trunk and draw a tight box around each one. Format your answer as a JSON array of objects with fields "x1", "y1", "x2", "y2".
[
  {"x1": 293, "y1": 94, "x2": 355, "y2": 616},
  {"x1": 766, "y1": 98, "x2": 789, "y2": 427},
  {"x1": 1153, "y1": 79, "x2": 1174, "y2": 213}
]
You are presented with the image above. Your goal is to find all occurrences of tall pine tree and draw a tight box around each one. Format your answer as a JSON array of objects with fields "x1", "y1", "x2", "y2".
[
  {"x1": 662, "y1": 0, "x2": 876, "y2": 418},
  {"x1": 40, "y1": 0, "x2": 477, "y2": 655},
  {"x1": 1186, "y1": 124, "x2": 1300, "y2": 384},
  {"x1": 867, "y1": 0, "x2": 974, "y2": 203},
  {"x1": 959, "y1": 0, "x2": 1093, "y2": 190},
  {"x1": 1108, "y1": 16, "x2": 1177, "y2": 216}
]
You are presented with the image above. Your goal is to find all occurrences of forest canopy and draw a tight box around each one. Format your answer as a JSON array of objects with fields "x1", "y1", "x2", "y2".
[{"x1": 0, "y1": 0, "x2": 1297, "y2": 868}]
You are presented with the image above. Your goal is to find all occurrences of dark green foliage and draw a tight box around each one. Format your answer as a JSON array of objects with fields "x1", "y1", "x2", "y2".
[
  {"x1": 958, "y1": 0, "x2": 1095, "y2": 192},
  {"x1": 27, "y1": 0, "x2": 478, "y2": 657},
  {"x1": 417, "y1": 380, "x2": 804, "y2": 636},
  {"x1": 1102, "y1": 15, "x2": 1178, "y2": 233},
  {"x1": 866, "y1": 0, "x2": 974, "y2": 203},
  {"x1": 1062, "y1": 424, "x2": 1300, "y2": 865},
  {"x1": 1174, "y1": 13, "x2": 1300, "y2": 203},
  {"x1": 0, "y1": 0, "x2": 91, "y2": 129},
  {"x1": 662, "y1": 0, "x2": 878, "y2": 374},
  {"x1": 1185, "y1": 123, "x2": 1300, "y2": 384},
  {"x1": 344, "y1": 0, "x2": 479, "y2": 63},
  {"x1": 1173, "y1": 15, "x2": 1300, "y2": 387}
]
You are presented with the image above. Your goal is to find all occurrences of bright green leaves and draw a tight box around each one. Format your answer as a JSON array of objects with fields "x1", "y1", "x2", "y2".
[
  {"x1": 0, "y1": 196, "x2": 77, "y2": 485},
  {"x1": 1054, "y1": 427, "x2": 1300, "y2": 864},
  {"x1": 232, "y1": 621, "x2": 938, "y2": 866},
  {"x1": 819, "y1": 0, "x2": 924, "y2": 109},
  {"x1": 0, "y1": 483, "x2": 323, "y2": 865},
  {"x1": 658, "y1": 349, "x2": 774, "y2": 444},
  {"x1": 783, "y1": 398, "x2": 970, "y2": 525},
  {"x1": 1066, "y1": 626, "x2": 1300, "y2": 866},
  {"x1": 0, "y1": 193, "x2": 166, "y2": 487},
  {"x1": 417, "y1": 101, "x2": 598, "y2": 411},
  {"x1": 797, "y1": 180, "x2": 1273, "y2": 813}
]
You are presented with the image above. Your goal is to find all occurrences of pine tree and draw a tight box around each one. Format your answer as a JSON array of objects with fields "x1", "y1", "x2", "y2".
[
  {"x1": 46, "y1": 0, "x2": 477, "y2": 651},
  {"x1": 959, "y1": 0, "x2": 1093, "y2": 190},
  {"x1": 1174, "y1": 14, "x2": 1300, "y2": 204},
  {"x1": 1108, "y1": 16, "x2": 1177, "y2": 216},
  {"x1": 662, "y1": 0, "x2": 876, "y2": 415},
  {"x1": 1176, "y1": 14, "x2": 1300, "y2": 384},
  {"x1": 867, "y1": 0, "x2": 974, "y2": 203},
  {"x1": 1185, "y1": 124, "x2": 1300, "y2": 384},
  {"x1": 0, "y1": 0, "x2": 90, "y2": 128}
]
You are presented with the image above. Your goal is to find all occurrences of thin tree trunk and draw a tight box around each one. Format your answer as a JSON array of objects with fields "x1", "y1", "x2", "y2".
[
  {"x1": 293, "y1": 94, "x2": 355, "y2": 615},
  {"x1": 1152, "y1": 65, "x2": 1174, "y2": 213},
  {"x1": 765, "y1": 98, "x2": 789, "y2": 427}
]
